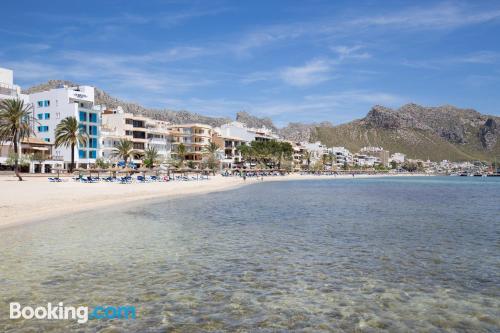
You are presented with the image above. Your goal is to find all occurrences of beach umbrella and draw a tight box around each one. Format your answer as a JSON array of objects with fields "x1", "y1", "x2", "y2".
[
  {"x1": 120, "y1": 167, "x2": 135, "y2": 176},
  {"x1": 108, "y1": 166, "x2": 121, "y2": 178},
  {"x1": 136, "y1": 167, "x2": 150, "y2": 179},
  {"x1": 152, "y1": 166, "x2": 161, "y2": 176},
  {"x1": 52, "y1": 167, "x2": 65, "y2": 178}
]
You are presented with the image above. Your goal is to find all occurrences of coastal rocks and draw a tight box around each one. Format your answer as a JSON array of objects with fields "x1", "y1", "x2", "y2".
[{"x1": 479, "y1": 118, "x2": 497, "y2": 150}]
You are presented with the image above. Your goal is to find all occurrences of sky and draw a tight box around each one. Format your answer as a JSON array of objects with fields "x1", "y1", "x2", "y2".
[{"x1": 1, "y1": 0, "x2": 500, "y2": 126}]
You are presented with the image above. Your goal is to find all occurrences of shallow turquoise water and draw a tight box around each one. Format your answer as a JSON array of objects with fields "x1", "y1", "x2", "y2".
[{"x1": 0, "y1": 176, "x2": 499, "y2": 332}]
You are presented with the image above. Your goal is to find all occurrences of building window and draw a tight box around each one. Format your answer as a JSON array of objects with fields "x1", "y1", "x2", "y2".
[
  {"x1": 79, "y1": 124, "x2": 86, "y2": 133},
  {"x1": 79, "y1": 150, "x2": 86, "y2": 159},
  {"x1": 37, "y1": 101, "x2": 43, "y2": 107},
  {"x1": 37, "y1": 114, "x2": 43, "y2": 120},
  {"x1": 37, "y1": 126, "x2": 49, "y2": 132},
  {"x1": 88, "y1": 138, "x2": 97, "y2": 148},
  {"x1": 44, "y1": 113, "x2": 50, "y2": 119},
  {"x1": 79, "y1": 111, "x2": 87, "y2": 122},
  {"x1": 44, "y1": 138, "x2": 50, "y2": 142},
  {"x1": 89, "y1": 113, "x2": 97, "y2": 123},
  {"x1": 89, "y1": 151, "x2": 96, "y2": 159},
  {"x1": 88, "y1": 125, "x2": 97, "y2": 136},
  {"x1": 43, "y1": 100, "x2": 50, "y2": 107}
]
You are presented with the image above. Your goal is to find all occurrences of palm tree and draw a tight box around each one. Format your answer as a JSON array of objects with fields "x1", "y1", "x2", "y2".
[
  {"x1": 176, "y1": 143, "x2": 187, "y2": 166},
  {"x1": 203, "y1": 142, "x2": 220, "y2": 174},
  {"x1": 204, "y1": 142, "x2": 220, "y2": 156},
  {"x1": 0, "y1": 99, "x2": 35, "y2": 181},
  {"x1": 303, "y1": 151, "x2": 312, "y2": 170},
  {"x1": 55, "y1": 116, "x2": 88, "y2": 173},
  {"x1": 237, "y1": 144, "x2": 253, "y2": 163},
  {"x1": 143, "y1": 146, "x2": 159, "y2": 169},
  {"x1": 329, "y1": 152, "x2": 336, "y2": 171},
  {"x1": 113, "y1": 139, "x2": 135, "y2": 167}
]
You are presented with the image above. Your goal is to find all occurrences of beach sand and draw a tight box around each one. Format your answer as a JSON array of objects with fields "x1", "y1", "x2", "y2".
[{"x1": 0, "y1": 173, "x2": 425, "y2": 229}]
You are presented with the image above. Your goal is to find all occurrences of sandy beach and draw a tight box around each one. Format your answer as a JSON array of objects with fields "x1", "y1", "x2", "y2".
[{"x1": 0, "y1": 173, "x2": 426, "y2": 229}]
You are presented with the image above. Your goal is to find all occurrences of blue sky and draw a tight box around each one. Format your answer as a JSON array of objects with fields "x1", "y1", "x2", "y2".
[{"x1": 1, "y1": 0, "x2": 499, "y2": 126}]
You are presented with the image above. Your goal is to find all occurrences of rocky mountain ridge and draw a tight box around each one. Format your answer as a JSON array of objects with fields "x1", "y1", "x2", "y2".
[
  {"x1": 312, "y1": 104, "x2": 499, "y2": 161},
  {"x1": 24, "y1": 81, "x2": 499, "y2": 161}
]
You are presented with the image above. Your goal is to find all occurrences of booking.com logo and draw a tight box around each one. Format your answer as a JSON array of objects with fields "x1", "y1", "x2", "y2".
[{"x1": 10, "y1": 302, "x2": 136, "y2": 324}]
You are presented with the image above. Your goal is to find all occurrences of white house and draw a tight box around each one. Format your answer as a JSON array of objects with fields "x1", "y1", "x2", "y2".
[
  {"x1": 327, "y1": 147, "x2": 353, "y2": 167},
  {"x1": 390, "y1": 152, "x2": 406, "y2": 164}
]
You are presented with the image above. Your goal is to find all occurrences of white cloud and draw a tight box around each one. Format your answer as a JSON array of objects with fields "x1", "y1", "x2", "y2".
[
  {"x1": 347, "y1": 3, "x2": 500, "y2": 31},
  {"x1": 280, "y1": 59, "x2": 333, "y2": 87},
  {"x1": 330, "y1": 45, "x2": 371, "y2": 60},
  {"x1": 459, "y1": 51, "x2": 500, "y2": 64}
]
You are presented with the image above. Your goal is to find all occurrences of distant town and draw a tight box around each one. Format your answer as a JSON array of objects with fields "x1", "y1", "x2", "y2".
[{"x1": 1, "y1": 67, "x2": 498, "y2": 177}]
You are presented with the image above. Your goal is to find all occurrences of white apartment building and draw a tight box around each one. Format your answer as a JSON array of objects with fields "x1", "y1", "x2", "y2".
[
  {"x1": 0, "y1": 67, "x2": 29, "y2": 103},
  {"x1": 354, "y1": 154, "x2": 380, "y2": 167},
  {"x1": 303, "y1": 141, "x2": 328, "y2": 162},
  {"x1": 0, "y1": 67, "x2": 55, "y2": 173},
  {"x1": 390, "y1": 152, "x2": 406, "y2": 164},
  {"x1": 29, "y1": 85, "x2": 100, "y2": 169},
  {"x1": 215, "y1": 121, "x2": 279, "y2": 143},
  {"x1": 327, "y1": 147, "x2": 353, "y2": 167},
  {"x1": 213, "y1": 121, "x2": 280, "y2": 168}
]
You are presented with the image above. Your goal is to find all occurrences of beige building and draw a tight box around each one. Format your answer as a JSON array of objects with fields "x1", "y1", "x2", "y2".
[
  {"x1": 169, "y1": 124, "x2": 212, "y2": 163},
  {"x1": 360, "y1": 146, "x2": 390, "y2": 167},
  {"x1": 100, "y1": 108, "x2": 170, "y2": 165},
  {"x1": 212, "y1": 133, "x2": 245, "y2": 169}
]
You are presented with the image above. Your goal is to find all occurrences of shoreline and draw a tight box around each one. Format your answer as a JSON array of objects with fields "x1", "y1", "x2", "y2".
[{"x1": 0, "y1": 173, "x2": 430, "y2": 230}]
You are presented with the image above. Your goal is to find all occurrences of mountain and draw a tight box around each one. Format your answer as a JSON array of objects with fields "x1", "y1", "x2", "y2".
[
  {"x1": 24, "y1": 81, "x2": 499, "y2": 161},
  {"x1": 311, "y1": 103, "x2": 499, "y2": 161},
  {"x1": 279, "y1": 121, "x2": 333, "y2": 142}
]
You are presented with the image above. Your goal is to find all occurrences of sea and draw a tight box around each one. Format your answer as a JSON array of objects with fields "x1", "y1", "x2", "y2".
[{"x1": 0, "y1": 176, "x2": 499, "y2": 332}]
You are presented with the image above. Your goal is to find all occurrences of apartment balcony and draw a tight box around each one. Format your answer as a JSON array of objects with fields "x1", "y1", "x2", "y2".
[{"x1": 0, "y1": 84, "x2": 16, "y2": 97}]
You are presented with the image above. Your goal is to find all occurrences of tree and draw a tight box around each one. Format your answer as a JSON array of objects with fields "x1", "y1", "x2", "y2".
[
  {"x1": 277, "y1": 141, "x2": 293, "y2": 169},
  {"x1": 402, "y1": 161, "x2": 418, "y2": 172},
  {"x1": 95, "y1": 157, "x2": 110, "y2": 169},
  {"x1": 0, "y1": 99, "x2": 36, "y2": 181},
  {"x1": 176, "y1": 143, "x2": 187, "y2": 166},
  {"x1": 113, "y1": 139, "x2": 135, "y2": 167},
  {"x1": 55, "y1": 116, "x2": 88, "y2": 173},
  {"x1": 237, "y1": 144, "x2": 253, "y2": 163},
  {"x1": 6, "y1": 151, "x2": 30, "y2": 169},
  {"x1": 203, "y1": 142, "x2": 220, "y2": 174},
  {"x1": 143, "y1": 146, "x2": 160, "y2": 169},
  {"x1": 321, "y1": 154, "x2": 328, "y2": 170},
  {"x1": 303, "y1": 151, "x2": 312, "y2": 170},
  {"x1": 312, "y1": 160, "x2": 324, "y2": 172},
  {"x1": 204, "y1": 142, "x2": 220, "y2": 156},
  {"x1": 329, "y1": 152, "x2": 336, "y2": 170},
  {"x1": 30, "y1": 151, "x2": 46, "y2": 172},
  {"x1": 390, "y1": 160, "x2": 398, "y2": 169}
]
